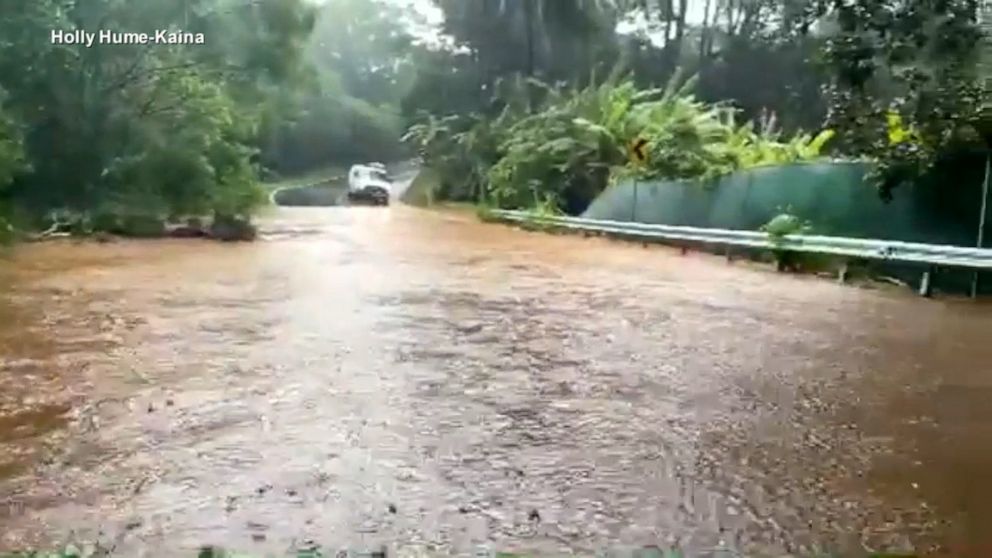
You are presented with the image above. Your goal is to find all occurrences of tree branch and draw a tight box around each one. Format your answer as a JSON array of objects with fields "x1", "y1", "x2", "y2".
[
  {"x1": 108, "y1": 61, "x2": 207, "y2": 94},
  {"x1": 102, "y1": 44, "x2": 156, "y2": 93}
]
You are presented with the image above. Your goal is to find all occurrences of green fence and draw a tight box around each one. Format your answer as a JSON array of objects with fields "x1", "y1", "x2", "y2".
[{"x1": 583, "y1": 162, "x2": 986, "y2": 248}]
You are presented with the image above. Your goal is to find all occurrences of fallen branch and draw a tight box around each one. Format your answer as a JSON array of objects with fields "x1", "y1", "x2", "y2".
[
  {"x1": 877, "y1": 275, "x2": 911, "y2": 288},
  {"x1": 25, "y1": 221, "x2": 71, "y2": 242}
]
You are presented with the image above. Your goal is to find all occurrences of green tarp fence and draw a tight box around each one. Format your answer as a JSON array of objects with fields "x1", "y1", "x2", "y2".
[{"x1": 582, "y1": 162, "x2": 986, "y2": 249}]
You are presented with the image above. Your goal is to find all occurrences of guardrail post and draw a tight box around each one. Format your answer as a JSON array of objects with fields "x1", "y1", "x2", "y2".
[
  {"x1": 919, "y1": 266, "x2": 935, "y2": 298},
  {"x1": 971, "y1": 154, "x2": 990, "y2": 299},
  {"x1": 631, "y1": 179, "x2": 639, "y2": 223},
  {"x1": 838, "y1": 261, "x2": 849, "y2": 284}
]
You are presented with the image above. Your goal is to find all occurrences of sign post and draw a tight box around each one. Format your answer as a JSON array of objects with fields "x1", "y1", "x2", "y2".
[
  {"x1": 972, "y1": 154, "x2": 991, "y2": 298},
  {"x1": 632, "y1": 179, "x2": 638, "y2": 222},
  {"x1": 627, "y1": 138, "x2": 650, "y2": 223},
  {"x1": 628, "y1": 138, "x2": 649, "y2": 166}
]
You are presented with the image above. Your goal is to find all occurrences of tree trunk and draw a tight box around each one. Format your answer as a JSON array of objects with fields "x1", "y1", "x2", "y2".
[
  {"x1": 663, "y1": 0, "x2": 673, "y2": 43},
  {"x1": 980, "y1": 0, "x2": 992, "y2": 88},
  {"x1": 525, "y1": 0, "x2": 536, "y2": 79},
  {"x1": 699, "y1": 0, "x2": 713, "y2": 61},
  {"x1": 725, "y1": 0, "x2": 740, "y2": 36},
  {"x1": 673, "y1": 0, "x2": 688, "y2": 63},
  {"x1": 523, "y1": 0, "x2": 537, "y2": 112}
]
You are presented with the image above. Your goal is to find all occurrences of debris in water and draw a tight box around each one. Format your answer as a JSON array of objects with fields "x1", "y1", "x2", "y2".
[
  {"x1": 388, "y1": 503, "x2": 397, "y2": 514},
  {"x1": 458, "y1": 323, "x2": 484, "y2": 335},
  {"x1": 298, "y1": 539, "x2": 320, "y2": 552},
  {"x1": 131, "y1": 476, "x2": 150, "y2": 495}
]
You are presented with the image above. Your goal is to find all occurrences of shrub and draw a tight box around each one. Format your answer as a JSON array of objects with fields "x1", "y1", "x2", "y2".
[{"x1": 404, "y1": 69, "x2": 835, "y2": 215}]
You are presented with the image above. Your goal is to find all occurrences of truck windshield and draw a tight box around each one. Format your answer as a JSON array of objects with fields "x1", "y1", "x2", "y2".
[{"x1": 371, "y1": 170, "x2": 389, "y2": 181}]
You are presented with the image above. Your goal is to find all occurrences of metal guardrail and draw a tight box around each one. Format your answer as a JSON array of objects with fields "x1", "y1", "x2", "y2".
[
  {"x1": 490, "y1": 210, "x2": 992, "y2": 271},
  {"x1": 268, "y1": 175, "x2": 345, "y2": 206}
]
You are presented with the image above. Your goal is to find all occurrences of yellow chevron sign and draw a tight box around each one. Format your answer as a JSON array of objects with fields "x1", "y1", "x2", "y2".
[{"x1": 628, "y1": 137, "x2": 649, "y2": 165}]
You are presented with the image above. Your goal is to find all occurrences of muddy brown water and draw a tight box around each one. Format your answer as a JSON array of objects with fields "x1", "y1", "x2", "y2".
[{"x1": 1, "y1": 206, "x2": 992, "y2": 557}]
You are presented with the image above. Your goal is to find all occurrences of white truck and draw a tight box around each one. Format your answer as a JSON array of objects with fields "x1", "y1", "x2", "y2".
[{"x1": 347, "y1": 163, "x2": 391, "y2": 206}]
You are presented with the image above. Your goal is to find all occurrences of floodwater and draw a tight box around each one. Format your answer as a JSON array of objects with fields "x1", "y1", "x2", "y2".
[{"x1": 1, "y1": 206, "x2": 992, "y2": 557}]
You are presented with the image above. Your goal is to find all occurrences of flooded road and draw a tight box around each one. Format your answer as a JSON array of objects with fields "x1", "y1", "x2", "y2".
[{"x1": 2, "y1": 206, "x2": 992, "y2": 556}]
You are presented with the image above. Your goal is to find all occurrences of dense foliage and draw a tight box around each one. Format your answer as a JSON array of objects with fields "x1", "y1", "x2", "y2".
[
  {"x1": 0, "y1": 0, "x2": 316, "y2": 234},
  {"x1": 407, "y1": 0, "x2": 832, "y2": 131},
  {"x1": 1, "y1": 0, "x2": 989, "y2": 232},
  {"x1": 400, "y1": 0, "x2": 991, "y2": 211},
  {"x1": 404, "y1": 71, "x2": 835, "y2": 213},
  {"x1": 804, "y1": 0, "x2": 992, "y2": 199},
  {"x1": 258, "y1": 0, "x2": 415, "y2": 175}
]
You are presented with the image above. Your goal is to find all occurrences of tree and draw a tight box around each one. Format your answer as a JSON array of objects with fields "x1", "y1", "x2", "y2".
[
  {"x1": 802, "y1": 0, "x2": 988, "y2": 197},
  {"x1": 0, "y1": 95, "x2": 24, "y2": 192},
  {"x1": 433, "y1": 0, "x2": 622, "y2": 89},
  {"x1": 0, "y1": 0, "x2": 316, "y2": 223},
  {"x1": 258, "y1": 0, "x2": 415, "y2": 173}
]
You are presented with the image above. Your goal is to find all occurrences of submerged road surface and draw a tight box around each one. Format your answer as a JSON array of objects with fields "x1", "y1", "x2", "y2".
[{"x1": 2, "y1": 207, "x2": 992, "y2": 556}]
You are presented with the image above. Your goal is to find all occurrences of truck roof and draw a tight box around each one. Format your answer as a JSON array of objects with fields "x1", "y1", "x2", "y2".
[{"x1": 351, "y1": 163, "x2": 387, "y2": 172}]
